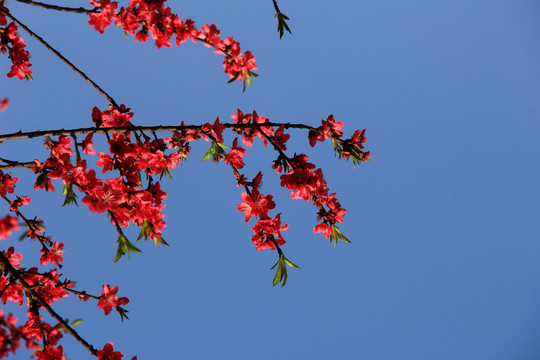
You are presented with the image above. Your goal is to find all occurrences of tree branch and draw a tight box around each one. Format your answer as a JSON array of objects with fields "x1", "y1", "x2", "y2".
[
  {"x1": 0, "y1": 158, "x2": 35, "y2": 169},
  {"x1": 15, "y1": 0, "x2": 97, "y2": 13},
  {"x1": 0, "y1": 9, "x2": 120, "y2": 108},
  {"x1": 271, "y1": 0, "x2": 282, "y2": 13},
  {"x1": 0, "y1": 122, "x2": 313, "y2": 142}
]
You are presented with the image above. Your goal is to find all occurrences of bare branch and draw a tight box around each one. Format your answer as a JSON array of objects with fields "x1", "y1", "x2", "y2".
[
  {"x1": 0, "y1": 9, "x2": 120, "y2": 108},
  {"x1": 15, "y1": 0, "x2": 97, "y2": 13}
]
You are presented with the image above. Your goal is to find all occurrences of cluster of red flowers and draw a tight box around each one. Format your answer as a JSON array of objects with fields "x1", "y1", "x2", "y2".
[
  {"x1": 0, "y1": 2, "x2": 32, "y2": 80},
  {"x1": 0, "y1": 108, "x2": 370, "y2": 359},
  {"x1": 231, "y1": 110, "x2": 370, "y2": 248},
  {"x1": 0, "y1": 0, "x2": 370, "y2": 357},
  {"x1": 0, "y1": 308, "x2": 27, "y2": 358},
  {"x1": 88, "y1": 0, "x2": 257, "y2": 84},
  {"x1": 0, "y1": 106, "x2": 369, "y2": 357},
  {"x1": 0, "y1": 169, "x2": 135, "y2": 359}
]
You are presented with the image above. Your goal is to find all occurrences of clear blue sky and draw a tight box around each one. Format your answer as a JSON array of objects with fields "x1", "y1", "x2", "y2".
[{"x1": 1, "y1": 1, "x2": 539, "y2": 359}]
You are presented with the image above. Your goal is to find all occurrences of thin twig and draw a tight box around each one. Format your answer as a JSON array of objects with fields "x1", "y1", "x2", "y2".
[
  {"x1": 2, "y1": 195, "x2": 50, "y2": 250},
  {"x1": 271, "y1": 0, "x2": 282, "y2": 13},
  {"x1": 14, "y1": 0, "x2": 97, "y2": 13},
  {"x1": 0, "y1": 9, "x2": 120, "y2": 108},
  {"x1": 0, "y1": 161, "x2": 35, "y2": 169},
  {"x1": 0, "y1": 157, "x2": 35, "y2": 169}
]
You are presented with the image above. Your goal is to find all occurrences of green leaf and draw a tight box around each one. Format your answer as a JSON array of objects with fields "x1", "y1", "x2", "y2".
[
  {"x1": 125, "y1": 238, "x2": 142, "y2": 253},
  {"x1": 113, "y1": 242, "x2": 126, "y2": 263},
  {"x1": 116, "y1": 306, "x2": 129, "y2": 322},
  {"x1": 284, "y1": 258, "x2": 301, "y2": 269},
  {"x1": 137, "y1": 219, "x2": 150, "y2": 241},
  {"x1": 275, "y1": 12, "x2": 292, "y2": 39},
  {"x1": 17, "y1": 231, "x2": 27, "y2": 242},
  {"x1": 113, "y1": 234, "x2": 142, "y2": 263},
  {"x1": 271, "y1": 255, "x2": 300, "y2": 287},
  {"x1": 280, "y1": 261, "x2": 288, "y2": 287},
  {"x1": 272, "y1": 261, "x2": 283, "y2": 287},
  {"x1": 160, "y1": 168, "x2": 173, "y2": 180},
  {"x1": 227, "y1": 73, "x2": 240, "y2": 84},
  {"x1": 69, "y1": 318, "x2": 83, "y2": 327},
  {"x1": 62, "y1": 184, "x2": 78, "y2": 207},
  {"x1": 201, "y1": 143, "x2": 215, "y2": 162},
  {"x1": 216, "y1": 142, "x2": 230, "y2": 150},
  {"x1": 330, "y1": 225, "x2": 352, "y2": 247},
  {"x1": 35, "y1": 172, "x2": 48, "y2": 188},
  {"x1": 154, "y1": 237, "x2": 169, "y2": 247}
]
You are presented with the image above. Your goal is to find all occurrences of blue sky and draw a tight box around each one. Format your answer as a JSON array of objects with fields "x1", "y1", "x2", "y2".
[{"x1": 1, "y1": 1, "x2": 539, "y2": 359}]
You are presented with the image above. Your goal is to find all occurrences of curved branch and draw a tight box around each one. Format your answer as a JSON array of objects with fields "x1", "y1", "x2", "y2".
[
  {"x1": 0, "y1": 157, "x2": 35, "y2": 169},
  {"x1": 0, "y1": 9, "x2": 120, "y2": 108},
  {"x1": 15, "y1": 0, "x2": 97, "y2": 13}
]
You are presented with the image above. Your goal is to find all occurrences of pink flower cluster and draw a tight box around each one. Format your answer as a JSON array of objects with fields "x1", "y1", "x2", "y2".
[
  {"x1": 87, "y1": 0, "x2": 257, "y2": 83},
  {"x1": 0, "y1": 3, "x2": 32, "y2": 80},
  {"x1": 0, "y1": 0, "x2": 372, "y2": 356},
  {"x1": 309, "y1": 115, "x2": 371, "y2": 162},
  {"x1": 0, "y1": 170, "x2": 133, "y2": 359},
  {"x1": 29, "y1": 106, "x2": 183, "y2": 242}
]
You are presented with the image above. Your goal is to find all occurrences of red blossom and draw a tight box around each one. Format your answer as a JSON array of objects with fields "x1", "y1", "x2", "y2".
[
  {"x1": 88, "y1": 0, "x2": 118, "y2": 34},
  {"x1": 280, "y1": 155, "x2": 318, "y2": 202},
  {"x1": 202, "y1": 117, "x2": 225, "y2": 143},
  {"x1": 2, "y1": 22, "x2": 33, "y2": 80},
  {"x1": 224, "y1": 138, "x2": 246, "y2": 169},
  {"x1": 250, "y1": 214, "x2": 288, "y2": 251},
  {"x1": 97, "y1": 152, "x2": 114, "y2": 173},
  {"x1": 97, "y1": 342, "x2": 127, "y2": 360},
  {"x1": 34, "y1": 345, "x2": 66, "y2": 360},
  {"x1": 0, "y1": 97, "x2": 9, "y2": 112},
  {"x1": 97, "y1": 285, "x2": 129, "y2": 315},
  {"x1": 0, "y1": 171, "x2": 19, "y2": 196},
  {"x1": 3, "y1": 247, "x2": 22, "y2": 266},
  {"x1": 85, "y1": 1, "x2": 257, "y2": 84},
  {"x1": 0, "y1": 215, "x2": 19, "y2": 240},
  {"x1": 39, "y1": 242, "x2": 64, "y2": 266},
  {"x1": 274, "y1": 125, "x2": 290, "y2": 151},
  {"x1": 237, "y1": 189, "x2": 275, "y2": 222},
  {"x1": 308, "y1": 114, "x2": 344, "y2": 147},
  {"x1": 0, "y1": 276, "x2": 24, "y2": 305},
  {"x1": 83, "y1": 133, "x2": 96, "y2": 155},
  {"x1": 9, "y1": 195, "x2": 30, "y2": 212},
  {"x1": 313, "y1": 223, "x2": 332, "y2": 238},
  {"x1": 82, "y1": 177, "x2": 127, "y2": 214}
]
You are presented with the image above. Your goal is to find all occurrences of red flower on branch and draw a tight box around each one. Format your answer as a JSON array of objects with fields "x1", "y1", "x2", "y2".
[
  {"x1": 224, "y1": 138, "x2": 246, "y2": 169},
  {"x1": 39, "y1": 242, "x2": 64, "y2": 266},
  {"x1": 97, "y1": 285, "x2": 129, "y2": 316},
  {"x1": 237, "y1": 189, "x2": 276, "y2": 222},
  {"x1": 34, "y1": 345, "x2": 66, "y2": 360},
  {"x1": 97, "y1": 342, "x2": 136, "y2": 360}
]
